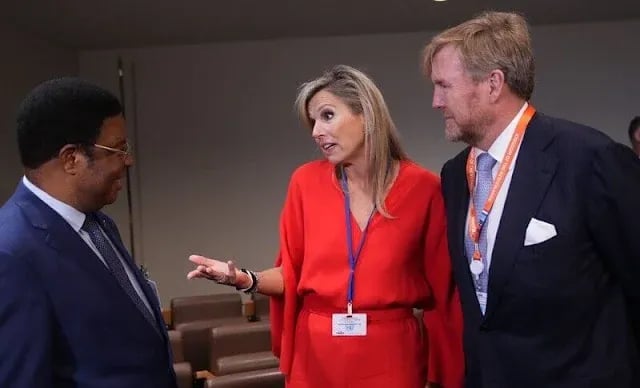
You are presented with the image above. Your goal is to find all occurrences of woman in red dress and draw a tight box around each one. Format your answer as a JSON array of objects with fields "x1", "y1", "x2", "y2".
[{"x1": 187, "y1": 65, "x2": 464, "y2": 387}]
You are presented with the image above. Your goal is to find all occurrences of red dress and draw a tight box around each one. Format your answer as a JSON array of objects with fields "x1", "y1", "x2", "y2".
[{"x1": 270, "y1": 159, "x2": 464, "y2": 388}]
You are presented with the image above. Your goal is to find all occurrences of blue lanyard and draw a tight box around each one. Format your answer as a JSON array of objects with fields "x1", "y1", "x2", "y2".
[{"x1": 340, "y1": 166, "x2": 375, "y2": 314}]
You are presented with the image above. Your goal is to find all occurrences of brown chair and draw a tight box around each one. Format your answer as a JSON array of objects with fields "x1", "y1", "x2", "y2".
[
  {"x1": 168, "y1": 330, "x2": 193, "y2": 388},
  {"x1": 216, "y1": 352, "x2": 278, "y2": 376},
  {"x1": 171, "y1": 293, "x2": 243, "y2": 326},
  {"x1": 209, "y1": 320, "x2": 278, "y2": 376},
  {"x1": 205, "y1": 368, "x2": 284, "y2": 388},
  {"x1": 172, "y1": 293, "x2": 246, "y2": 371},
  {"x1": 175, "y1": 316, "x2": 248, "y2": 372},
  {"x1": 243, "y1": 294, "x2": 270, "y2": 322},
  {"x1": 253, "y1": 294, "x2": 270, "y2": 321}
]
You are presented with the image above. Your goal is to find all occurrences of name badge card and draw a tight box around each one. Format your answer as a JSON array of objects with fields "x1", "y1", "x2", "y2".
[{"x1": 332, "y1": 313, "x2": 367, "y2": 336}]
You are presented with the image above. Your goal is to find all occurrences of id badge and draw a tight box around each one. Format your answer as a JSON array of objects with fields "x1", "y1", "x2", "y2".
[{"x1": 332, "y1": 313, "x2": 367, "y2": 336}]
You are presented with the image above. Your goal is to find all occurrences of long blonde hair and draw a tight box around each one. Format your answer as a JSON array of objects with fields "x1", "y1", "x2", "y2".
[{"x1": 295, "y1": 65, "x2": 408, "y2": 217}]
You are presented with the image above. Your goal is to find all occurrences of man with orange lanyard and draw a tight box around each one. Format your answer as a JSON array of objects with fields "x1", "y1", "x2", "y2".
[{"x1": 423, "y1": 11, "x2": 640, "y2": 388}]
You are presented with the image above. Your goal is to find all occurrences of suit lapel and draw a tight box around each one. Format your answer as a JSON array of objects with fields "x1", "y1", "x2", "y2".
[
  {"x1": 15, "y1": 185, "x2": 165, "y2": 336},
  {"x1": 445, "y1": 149, "x2": 487, "y2": 320},
  {"x1": 95, "y1": 213, "x2": 166, "y2": 335},
  {"x1": 452, "y1": 150, "x2": 475, "y2": 288},
  {"x1": 484, "y1": 113, "x2": 559, "y2": 321},
  {"x1": 16, "y1": 188, "x2": 122, "y2": 291}
]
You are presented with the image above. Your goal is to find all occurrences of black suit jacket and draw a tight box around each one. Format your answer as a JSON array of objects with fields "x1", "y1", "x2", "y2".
[{"x1": 441, "y1": 112, "x2": 640, "y2": 388}]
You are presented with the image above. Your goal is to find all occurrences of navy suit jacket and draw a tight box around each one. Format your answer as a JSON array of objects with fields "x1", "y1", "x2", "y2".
[
  {"x1": 441, "y1": 112, "x2": 640, "y2": 388},
  {"x1": 0, "y1": 182, "x2": 177, "y2": 388}
]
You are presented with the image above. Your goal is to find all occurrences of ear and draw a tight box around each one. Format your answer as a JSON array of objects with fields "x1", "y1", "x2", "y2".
[
  {"x1": 487, "y1": 69, "x2": 506, "y2": 102},
  {"x1": 58, "y1": 144, "x2": 84, "y2": 175}
]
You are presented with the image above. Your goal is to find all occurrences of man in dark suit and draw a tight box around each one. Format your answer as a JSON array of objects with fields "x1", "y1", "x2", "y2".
[
  {"x1": 0, "y1": 78, "x2": 177, "y2": 388},
  {"x1": 422, "y1": 11, "x2": 640, "y2": 388}
]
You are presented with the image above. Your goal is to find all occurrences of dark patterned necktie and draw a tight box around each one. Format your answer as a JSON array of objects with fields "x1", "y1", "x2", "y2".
[{"x1": 82, "y1": 214, "x2": 157, "y2": 330}]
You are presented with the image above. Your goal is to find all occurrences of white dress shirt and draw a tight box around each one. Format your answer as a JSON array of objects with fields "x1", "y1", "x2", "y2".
[
  {"x1": 466, "y1": 102, "x2": 529, "y2": 270},
  {"x1": 23, "y1": 176, "x2": 154, "y2": 314}
]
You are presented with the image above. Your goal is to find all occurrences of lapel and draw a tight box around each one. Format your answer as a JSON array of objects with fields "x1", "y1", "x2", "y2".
[
  {"x1": 447, "y1": 149, "x2": 486, "y2": 321},
  {"x1": 450, "y1": 149, "x2": 472, "y2": 271},
  {"x1": 15, "y1": 183, "x2": 165, "y2": 337},
  {"x1": 15, "y1": 184, "x2": 125, "y2": 292},
  {"x1": 484, "y1": 113, "x2": 559, "y2": 321},
  {"x1": 95, "y1": 213, "x2": 167, "y2": 333}
]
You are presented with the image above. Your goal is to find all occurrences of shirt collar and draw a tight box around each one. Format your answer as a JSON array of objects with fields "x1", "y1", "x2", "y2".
[
  {"x1": 22, "y1": 176, "x2": 87, "y2": 232},
  {"x1": 474, "y1": 102, "x2": 529, "y2": 165}
]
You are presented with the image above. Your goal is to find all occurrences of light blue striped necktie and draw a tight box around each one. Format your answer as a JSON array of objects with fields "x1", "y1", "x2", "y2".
[{"x1": 465, "y1": 152, "x2": 496, "y2": 315}]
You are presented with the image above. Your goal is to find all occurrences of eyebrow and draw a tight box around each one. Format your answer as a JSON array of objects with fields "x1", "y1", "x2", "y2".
[{"x1": 310, "y1": 103, "x2": 334, "y2": 114}]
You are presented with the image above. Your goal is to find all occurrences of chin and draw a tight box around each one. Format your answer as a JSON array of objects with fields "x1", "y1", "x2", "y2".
[
  {"x1": 445, "y1": 127, "x2": 464, "y2": 142},
  {"x1": 324, "y1": 154, "x2": 344, "y2": 165},
  {"x1": 103, "y1": 192, "x2": 119, "y2": 206}
]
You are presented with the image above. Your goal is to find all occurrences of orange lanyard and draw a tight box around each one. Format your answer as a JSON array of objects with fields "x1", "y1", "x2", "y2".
[{"x1": 466, "y1": 105, "x2": 536, "y2": 263}]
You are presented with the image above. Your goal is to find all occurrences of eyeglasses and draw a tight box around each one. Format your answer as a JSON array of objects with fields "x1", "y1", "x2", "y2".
[{"x1": 93, "y1": 142, "x2": 131, "y2": 157}]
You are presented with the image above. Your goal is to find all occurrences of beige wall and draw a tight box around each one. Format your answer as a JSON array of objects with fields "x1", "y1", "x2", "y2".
[
  {"x1": 75, "y1": 19, "x2": 640, "y2": 306},
  {"x1": 0, "y1": 24, "x2": 78, "y2": 201}
]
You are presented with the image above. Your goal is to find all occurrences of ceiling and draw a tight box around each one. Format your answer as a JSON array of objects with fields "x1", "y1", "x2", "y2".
[{"x1": 3, "y1": 0, "x2": 640, "y2": 50}]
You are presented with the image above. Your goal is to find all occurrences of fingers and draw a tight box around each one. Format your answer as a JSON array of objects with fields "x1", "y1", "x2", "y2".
[
  {"x1": 189, "y1": 255, "x2": 229, "y2": 273},
  {"x1": 188, "y1": 254, "x2": 215, "y2": 266},
  {"x1": 187, "y1": 265, "x2": 210, "y2": 280},
  {"x1": 187, "y1": 268, "x2": 207, "y2": 279},
  {"x1": 187, "y1": 255, "x2": 236, "y2": 285},
  {"x1": 186, "y1": 255, "x2": 239, "y2": 287},
  {"x1": 227, "y1": 261, "x2": 237, "y2": 276},
  {"x1": 226, "y1": 261, "x2": 238, "y2": 285}
]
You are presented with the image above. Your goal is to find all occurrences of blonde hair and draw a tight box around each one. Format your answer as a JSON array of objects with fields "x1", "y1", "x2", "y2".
[
  {"x1": 422, "y1": 11, "x2": 535, "y2": 100},
  {"x1": 295, "y1": 65, "x2": 408, "y2": 217}
]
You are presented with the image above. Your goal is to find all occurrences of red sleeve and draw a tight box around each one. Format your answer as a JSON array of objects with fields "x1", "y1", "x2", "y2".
[
  {"x1": 422, "y1": 185, "x2": 465, "y2": 388},
  {"x1": 269, "y1": 168, "x2": 305, "y2": 376}
]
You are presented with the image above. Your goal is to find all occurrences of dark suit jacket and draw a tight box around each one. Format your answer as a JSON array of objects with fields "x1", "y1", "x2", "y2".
[
  {"x1": 441, "y1": 112, "x2": 640, "y2": 388},
  {"x1": 0, "y1": 182, "x2": 177, "y2": 388}
]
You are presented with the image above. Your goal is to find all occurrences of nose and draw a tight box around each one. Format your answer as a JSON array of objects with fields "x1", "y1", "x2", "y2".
[
  {"x1": 432, "y1": 89, "x2": 444, "y2": 110},
  {"x1": 311, "y1": 121, "x2": 324, "y2": 138}
]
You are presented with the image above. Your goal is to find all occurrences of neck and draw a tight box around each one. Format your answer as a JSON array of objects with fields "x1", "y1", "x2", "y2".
[
  {"x1": 633, "y1": 143, "x2": 640, "y2": 157},
  {"x1": 26, "y1": 168, "x2": 86, "y2": 212},
  {"x1": 474, "y1": 98, "x2": 526, "y2": 151},
  {"x1": 342, "y1": 156, "x2": 368, "y2": 189}
]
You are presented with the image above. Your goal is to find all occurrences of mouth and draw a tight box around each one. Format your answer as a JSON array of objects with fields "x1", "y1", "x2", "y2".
[{"x1": 320, "y1": 143, "x2": 337, "y2": 153}]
